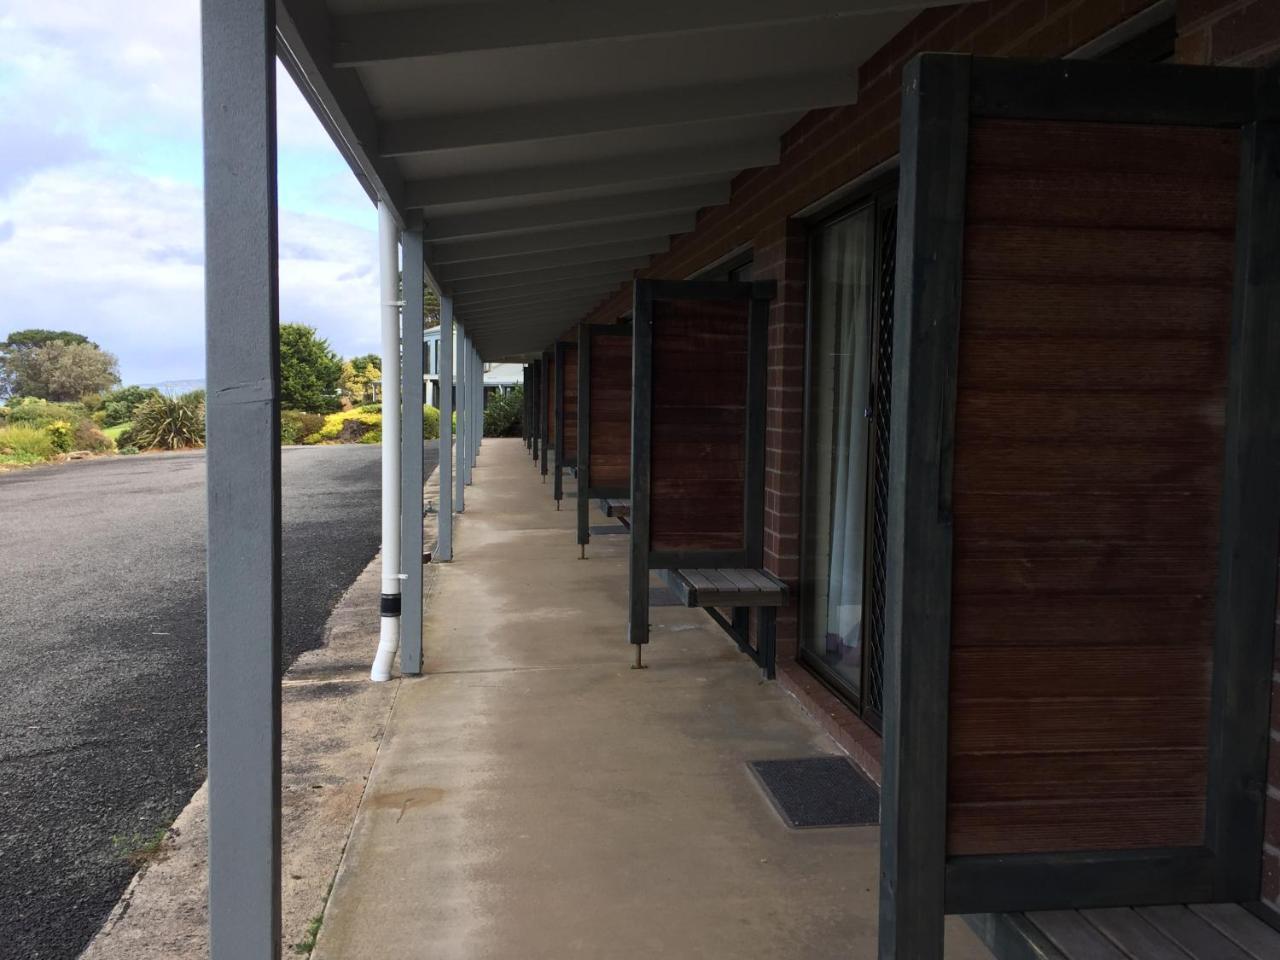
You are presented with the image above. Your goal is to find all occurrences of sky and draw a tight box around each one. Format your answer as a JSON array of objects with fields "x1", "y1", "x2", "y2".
[{"x1": 0, "y1": 0, "x2": 383, "y2": 387}]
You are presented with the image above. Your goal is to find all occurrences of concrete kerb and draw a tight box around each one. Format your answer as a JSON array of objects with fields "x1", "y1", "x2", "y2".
[{"x1": 78, "y1": 466, "x2": 442, "y2": 959}]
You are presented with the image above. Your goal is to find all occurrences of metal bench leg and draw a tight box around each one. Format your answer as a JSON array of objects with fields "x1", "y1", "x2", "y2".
[{"x1": 763, "y1": 607, "x2": 777, "y2": 680}]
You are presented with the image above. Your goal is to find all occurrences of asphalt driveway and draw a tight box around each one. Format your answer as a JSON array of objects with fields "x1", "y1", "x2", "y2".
[{"x1": 0, "y1": 442, "x2": 437, "y2": 958}]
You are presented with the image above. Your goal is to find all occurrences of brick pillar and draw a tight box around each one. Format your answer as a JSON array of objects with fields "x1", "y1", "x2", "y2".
[{"x1": 754, "y1": 219, "x2": 808, "y2": 661}]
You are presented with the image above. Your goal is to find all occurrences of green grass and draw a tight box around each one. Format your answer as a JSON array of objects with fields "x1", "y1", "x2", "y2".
[
  {"x1": 111, "y1": 825, "x2": 174, "y2": 868},
  {"x1": 103, "y1": 421, "x2": 132, "y2": 442},
  {"x1": 292, "y1": 915, "x2": 324, "y2": 955}
]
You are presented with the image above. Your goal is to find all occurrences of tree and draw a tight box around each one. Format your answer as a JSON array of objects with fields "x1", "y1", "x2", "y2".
[
  {"x1": 279, "y1": 323, "x2": 342, "y2": 412},
  {"x1": 1, "y1": 339, "x2": 120, "y2": 401},
  {"x1": 0, "y1": 329, "x2": 103, "y2": 399},
  {"x1": 101, "y1": 385, "x2": 163, "y2": 426}
]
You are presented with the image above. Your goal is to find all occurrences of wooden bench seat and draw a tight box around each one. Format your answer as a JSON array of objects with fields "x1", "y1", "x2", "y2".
[
  {"x1": 663, "y1": 568, "x2": 787, "y2": 608},
  {"x1": 597, "y1": 498, "x2": 629, "y2": 519},
  {"x1": 968, "y1": 903, "x2": 1280, "y2": 960},
  {"x1": 657, "y1": 568, "x2": 787, "y2": 679}
]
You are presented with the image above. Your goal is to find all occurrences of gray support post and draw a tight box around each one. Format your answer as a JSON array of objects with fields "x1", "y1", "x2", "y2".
[
  {"x1": 437, "y1": 297, "x2": 454, "y2": 560},
  {"x1": 464, "y1": 336, "x2": 475, "y2": 484},
  {"x1": 201, "y1": 0, "x2": 282, "y2": 955},
  {"x1": 400, "y1": 221, "x2": 425, "y2": 675},
  {"x1": 474, "y1": 349, "x2": 483, "y2": 461},
  {"x1": 577, "y1": 326, "x2": 590, "y2": 555},
  {"x1": 455, "y1": 324, "x2": 467, "y2": 509}
]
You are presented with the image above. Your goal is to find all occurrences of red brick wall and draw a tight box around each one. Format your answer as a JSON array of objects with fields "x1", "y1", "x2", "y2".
[{"x1": 574, "y1": 0, "x2": 1280, "y2": 897}]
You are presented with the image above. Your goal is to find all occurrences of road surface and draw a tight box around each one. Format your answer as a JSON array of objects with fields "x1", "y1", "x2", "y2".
[{"x1": 0, "y1": 443, "x2": 436, "y2": 958}]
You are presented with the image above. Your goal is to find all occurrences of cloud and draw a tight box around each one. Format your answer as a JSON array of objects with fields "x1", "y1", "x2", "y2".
[{"x1": 0, "y1": 1, "x2": 382, "y2": 387}]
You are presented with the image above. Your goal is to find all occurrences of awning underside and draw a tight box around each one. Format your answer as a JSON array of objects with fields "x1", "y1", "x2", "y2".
[{"x1": 279, "y1": 0, "x2": 945, "y2": 357}]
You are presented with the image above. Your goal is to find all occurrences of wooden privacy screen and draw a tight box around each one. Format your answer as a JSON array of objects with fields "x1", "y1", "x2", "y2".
[
  {"x1": 880, "y1": 55, "x2": 1280, "y2": 959},
  {"x1": 576, "y1": 322, "x2": 632, "y2": 550},
  {"x1": 540, "y1": 349, "x2": 553, "y2": 476},
  {"x1": 649, "y1": 298, "x2": 749, "y2": 552},
  {"x1": 949, "y1": 117, "x2": 1237, "y2": 857},
  {"x1": 627, "y1": 279, "x2": 772, "y2": 647},
  {"x1": 553, "y1": 340, "x2": 578, "y2": 505}
]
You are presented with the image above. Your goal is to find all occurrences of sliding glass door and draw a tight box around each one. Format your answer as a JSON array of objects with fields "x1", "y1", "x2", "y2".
[{"x1": 800, "y1": 185, "x2": 897, "y2": 726}]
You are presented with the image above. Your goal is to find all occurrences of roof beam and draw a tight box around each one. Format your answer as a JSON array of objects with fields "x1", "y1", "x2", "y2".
[
  {"x1": 444, "y1": 259, "x2": 644, "y2": 297},
  {"x1": 380, "y1": 73, "x2": 857, "y2": 156},
  {"x1": 460, "y1": 294, "x2": 603, "y2": 321},
  {"x1": 429, "y1": 213, "x2": 692, "y2": 265},
  {"x1": 275, "y1": 0, "x2": 404, "y2": 214},
  {"x1": 454, "y1": 279, "x2": 619, "y2": 310},
  {"x1": 434, "y1": 239, "x2": 666, "y2": 283},
  {"x1": 405, "y1": 141, "x2": 778, "y2": 210},
  {"x1": 333, "y1": 0, "x2": 934, "y2": 65},
  {"x1": 423, "y1": 183, "x2": 727, "y2": 242}
]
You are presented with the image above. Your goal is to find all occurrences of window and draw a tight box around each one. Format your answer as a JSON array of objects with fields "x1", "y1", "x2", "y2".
[{"x1": 800, "y1": 179, "x2": 897, "y2": 726}]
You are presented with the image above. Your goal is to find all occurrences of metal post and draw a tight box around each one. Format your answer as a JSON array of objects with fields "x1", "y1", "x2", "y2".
[
  {"x1": 472, "y1": 347, "x2": 482, "y2": 466},
  {"x1": 437, "y1": 297, "x2": 454, "y2": 561},
  {"x1": 464, "y1": 336, "x2": 475, "y2": 485},
  {"x1": 201, "y1": 0, "x2": 281, "y2": 954},
  {"x1": 399, "y1": 221, "x2": 425, "y2": 675},
  {"x1": 455, "y1": 323, "x2": 467, "y2": 510},
  {"x1": 370, "y1": 201, "x2": 402, "y2": 682}
]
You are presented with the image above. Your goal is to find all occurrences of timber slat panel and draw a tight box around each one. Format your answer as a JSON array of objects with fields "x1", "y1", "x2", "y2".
[
  {"x1": 649, "y1": 299, "x2": 747, "y2": 553},
  {"x1": 948, "y1": 748, "x2": 1208, "y2": 804},
  {"x1": 1079, "y1": 909, "x2": 1189, "y2": 959},
  {"x1": 952, "y1": 595, "x2": 1215, "y2": 648},
  {"x1": 964, "y1": 279, "x2": 1234, "y2": 340},
  {"x1": 948, "y1": 798, "x2": 1206, "y2": 855},
  {"x1": 946, "y1": 120, "x2": 1236, "y2": 856},
  {"x1": 588, "y1": 331, "x2": 631, "y2": 488},
  {"x1": 1190, "y1": 904, "x2": 1280, "y2": 958},
  {"x1": 1028, "y1": 911, "x2": 1130, "y2": 960},
  {"x1": 562, "y1": 343, "x2": 578, "y2": 461},
  {"x1": 1135, "y1": 906, "x2": 1253, "y2": 960}
]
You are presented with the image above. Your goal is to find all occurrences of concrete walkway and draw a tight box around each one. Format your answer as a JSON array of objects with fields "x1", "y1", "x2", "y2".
[{"x1": 314, "y1": 437, "x2": 990, "y2": 960}]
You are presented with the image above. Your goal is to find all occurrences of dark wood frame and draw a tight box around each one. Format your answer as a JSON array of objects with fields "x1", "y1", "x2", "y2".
[
  {"x1": 576, "y1": 320, "x2": 633, "y2": 552},
  {"x1": 528, "y1": 359, "x2": 540, "y2": 461},
  {"x1": 627, "y1": 278, "x2": 775, "y2": 670},
  {"x1": 878, "y1": 53, "x2": 1280, "y2": 960},
  {"x1": 539, "y1": 348, "x2": 551, "y2": 478},
  {"x1": 796, "y1": 171, "x2": 899, "y2": 730},
  {"x1": 553, "y1": 339, "x2": 576, "y2": 506}
]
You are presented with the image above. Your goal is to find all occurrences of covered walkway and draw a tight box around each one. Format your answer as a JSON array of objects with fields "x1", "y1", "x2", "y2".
[{"x1": 312, "y1": 437, "x2": 988, "y2": 959}]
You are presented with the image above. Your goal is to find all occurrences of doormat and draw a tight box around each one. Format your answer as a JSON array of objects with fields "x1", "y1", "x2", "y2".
[
  {"x1": 589, "y1": 524, "x2": 627, "y2": 536},
  {"x1": 748, "y1": 756, "x2": 879, "y2": 829},
  {"x1": 649, "y1": 584, "x2": 682, "y2": 606}
]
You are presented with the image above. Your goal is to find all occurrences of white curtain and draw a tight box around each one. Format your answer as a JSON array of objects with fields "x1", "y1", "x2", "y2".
[{"x1": 818, "y1": 210, "x2": 873, "y2": 678}]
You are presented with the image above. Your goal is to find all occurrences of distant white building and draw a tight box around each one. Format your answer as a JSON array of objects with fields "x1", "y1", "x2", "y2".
[{"x1": 424, "y1": 327, "x2": 521, "y2": 410}]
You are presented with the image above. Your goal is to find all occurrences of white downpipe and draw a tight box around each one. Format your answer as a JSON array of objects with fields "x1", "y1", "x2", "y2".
[{"x1": 371, "y1": 201, "x2": 401, "y2": 682}]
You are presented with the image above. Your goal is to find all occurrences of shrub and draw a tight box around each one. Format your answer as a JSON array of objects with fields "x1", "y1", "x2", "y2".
[
  {"x1": 312, "y1": 408, "x2": 381, "y2": 443},
  {"x1": 118, "y1": 445, "x2": 140, "y2": 456},
  {"x1": 101, "y1": 385, "x2": 162, "y2": 426},
  {"x1": 424, "y1": 405, "x2": 440, "y2": 440},
  {"x1": 484, "y1": 386, "x2": 523, "y2": 437},
  {"x1": 280, "y1": 410, "x2": 325, "y2": 445},
  {"x1": 0, "y1": 424, "x2": 56, "y2": 461},
  {"x1": 5, "y1": 397, "x2": 88, "y2": 428},
  {"x1": 128, "y1": 394, "x2": 206, "y2": 450},
  {"x1": 45, "y1": 420, "x2": 74, "y2": 453},
  {"x1": 73, "y1": 419, "x2": 115, "y2": 452}
]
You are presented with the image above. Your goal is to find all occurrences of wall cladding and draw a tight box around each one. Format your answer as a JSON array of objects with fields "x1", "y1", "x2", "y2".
[
  {"x1": 648, "y1": 299, "x2": 748, "y2": 553},
  {"x1": 588, "y1": 332, "x2": 632, "y2": 489},
  {"x1": 946, "y1": 118, "x2": 1237, "y2": 856}
]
